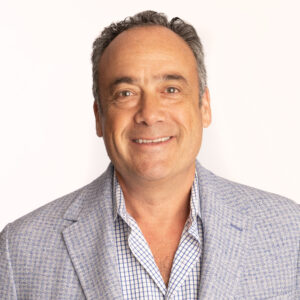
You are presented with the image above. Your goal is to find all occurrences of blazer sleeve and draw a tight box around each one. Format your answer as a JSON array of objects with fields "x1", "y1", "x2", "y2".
[{"x1": 0, "y1": 224, "x2": 18, "y2": 299}]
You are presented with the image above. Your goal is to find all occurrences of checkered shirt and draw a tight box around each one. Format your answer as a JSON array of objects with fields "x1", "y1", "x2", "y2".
[{"x1": 113, "y1": 170, "x2": 203, "y2": 299}]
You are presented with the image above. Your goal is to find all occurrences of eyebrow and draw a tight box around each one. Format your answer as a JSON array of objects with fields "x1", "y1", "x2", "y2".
[
  {"x1": 112, "y1": 76, "x2": 136, "y2": 86},
  {"x1": 109, "y1": 73, "x2": 188, "y2": 92},
  {"x1": 156, "y1": 74, "x2": 188, "y2": 84},
  {"x1": 108, "y1": 76, "x2": 136, "y2": 94}
]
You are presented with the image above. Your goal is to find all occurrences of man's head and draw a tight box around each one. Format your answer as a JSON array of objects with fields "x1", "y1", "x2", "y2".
[
  {"x1": 92, "y1": 11, "x2": 211, "y2": 183},
  {"x1": 92, "y1": 10, "x2": 207, "y2": 110}
]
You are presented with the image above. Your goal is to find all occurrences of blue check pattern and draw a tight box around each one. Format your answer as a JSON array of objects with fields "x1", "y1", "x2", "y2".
[
  {"x1": 1, "y1": 162, "x2": 299, "y2": 299},
  {"x1": 113, "y1": 170, "x2": 203, "y2": 299}
]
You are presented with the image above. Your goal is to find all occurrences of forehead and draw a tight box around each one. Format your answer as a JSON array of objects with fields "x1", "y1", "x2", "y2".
[
  {"x1": 98, "y1": 26, "x2": 198, "y2": 82},
  {"x1": 103, "y1": 25, "x2": 194, "y2": 57}
]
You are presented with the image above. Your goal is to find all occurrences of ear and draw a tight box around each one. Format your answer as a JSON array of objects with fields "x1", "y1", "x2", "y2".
[
  {"x1": 93, "y1": 101, "x2": 103, "y2": 137},
  {"x1": 200, "y1": 87, "x2": 212, "y2": 128}
]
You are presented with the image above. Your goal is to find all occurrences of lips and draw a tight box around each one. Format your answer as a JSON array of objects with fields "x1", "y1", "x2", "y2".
[{"x1": 132, "y1": 136, "x2": 172, "y2": 144}]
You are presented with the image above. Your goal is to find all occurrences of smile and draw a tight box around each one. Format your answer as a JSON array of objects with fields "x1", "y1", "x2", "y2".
[{"x1": 133, "y1": 136, "x2": 172, "y2": 144}]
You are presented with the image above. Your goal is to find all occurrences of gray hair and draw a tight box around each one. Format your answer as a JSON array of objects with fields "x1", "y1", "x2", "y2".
[{"x1": 91, "y1": 10, "x2": 207, "y2": 110}]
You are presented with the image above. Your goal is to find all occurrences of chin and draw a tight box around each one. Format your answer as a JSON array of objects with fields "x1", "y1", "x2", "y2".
[{"x1": 132, "y1": 160, "x2": 173, "y2": 182}]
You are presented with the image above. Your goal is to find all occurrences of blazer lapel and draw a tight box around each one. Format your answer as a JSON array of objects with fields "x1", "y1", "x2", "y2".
[
  {"x1": 60, "y1": 161, "x2": 256, "y2": 299},
  {"x1": 62, "y1": 164, "x2": 123, "y2": 300},
  {"x1": 196, "y1": 163, "x2": 256, "y2": 299}
]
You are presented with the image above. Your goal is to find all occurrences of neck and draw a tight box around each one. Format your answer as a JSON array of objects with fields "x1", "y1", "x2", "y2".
[{"x1": 116, "y1": 163, "x2": 196, "y2": 226}]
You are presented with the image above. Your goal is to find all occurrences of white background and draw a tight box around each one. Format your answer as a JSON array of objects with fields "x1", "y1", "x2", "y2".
[{"x1": 1, "y1": 0, "x2": 299, "y2": 231}]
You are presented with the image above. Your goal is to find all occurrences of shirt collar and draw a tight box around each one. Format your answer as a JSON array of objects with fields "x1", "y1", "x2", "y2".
[
  {"x1": 112, "y1": 167, "x2": 201, "y2": 223},
  {"x1": 112, "y1": 169, "x2": 125, "y2": 222}
]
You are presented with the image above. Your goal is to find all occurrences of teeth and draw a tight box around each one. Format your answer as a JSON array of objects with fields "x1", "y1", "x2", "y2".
[{"x1": 134, "y1": 136, "x2": 171, "y2": 144}]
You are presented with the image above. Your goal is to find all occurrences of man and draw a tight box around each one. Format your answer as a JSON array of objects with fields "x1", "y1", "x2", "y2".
[{"x1": 0, "y1": 10, "x2": 299, "y2": 299}]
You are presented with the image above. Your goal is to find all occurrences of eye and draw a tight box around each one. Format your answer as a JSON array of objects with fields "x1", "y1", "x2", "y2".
[
  {"x1": 118, "y1": 90, "x2": 133, "y2": 97},
  {"x1": 165, "y1": 87, "x2": 179, "y2": 94}
]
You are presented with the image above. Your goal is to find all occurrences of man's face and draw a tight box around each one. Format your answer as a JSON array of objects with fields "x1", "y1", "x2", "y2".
[{"x1": 94, "y1": 26, "x2": 211, "y2": 183}]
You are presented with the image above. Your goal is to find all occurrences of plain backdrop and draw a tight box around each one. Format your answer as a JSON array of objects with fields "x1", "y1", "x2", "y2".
[{"x1": 1, "y1": 0, "x2": 299, "y2": 231}]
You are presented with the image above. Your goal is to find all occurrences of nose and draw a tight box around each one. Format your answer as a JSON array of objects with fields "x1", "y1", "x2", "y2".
[{"x1": 134, "y1": 92, "x2": 165, "y2": 126}]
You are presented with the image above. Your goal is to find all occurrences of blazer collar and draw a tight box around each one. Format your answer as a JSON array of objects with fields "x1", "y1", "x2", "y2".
[
  {"x1": 62, "y1": 163, "x2": 123, "y2": 299},
  {"x1": 195, "y1": 161, "x2": 256, "y2": 299},
  {"x1": 61, "y1": 161, "x2": 256, "y2": 299}
]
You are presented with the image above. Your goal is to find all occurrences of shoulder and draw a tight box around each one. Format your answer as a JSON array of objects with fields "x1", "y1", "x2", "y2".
[
  {"x1": 1, "y1": 163, "x2": 114, "y2": 245},
  {"x1": 216, "y1": 174, "x2": 299, "y2": 240},
  {"x1": 195, "y1": 163, "x2": 299, "y2": 298},
  {"x1": 196, "y1": 162, "x2": 300, "y2": 240},
  {"x1": 215, "y1": 173, "x2": 299, "y2": 220},
  {"x1": 216, "y1": 172, "x2": 298, "y2": 216},
  {"x1": 197, "y1": 162, "x2": 299, "y2": 217}
]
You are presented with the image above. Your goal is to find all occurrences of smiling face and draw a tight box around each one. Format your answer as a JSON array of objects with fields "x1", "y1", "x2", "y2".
[{"x1": 94, "y1": 25, "x2": 211, "y2": 183}]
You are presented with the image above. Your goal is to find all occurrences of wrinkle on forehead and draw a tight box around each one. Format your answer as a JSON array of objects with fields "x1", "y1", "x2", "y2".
[
  {"x1": 104, "y1": 25, "x2": 192, "y2": 53},
  {"x1": 98, "y1": 25, "x2": 199, "y2": 95},
  {"x1": 99, "y1": 25, "x2": 197, "y2": 71}
]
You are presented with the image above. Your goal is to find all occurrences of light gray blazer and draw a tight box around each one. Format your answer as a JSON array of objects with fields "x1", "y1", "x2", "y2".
[{"x1": 1, "y1": 161, "x2": 299, "y2": 299}]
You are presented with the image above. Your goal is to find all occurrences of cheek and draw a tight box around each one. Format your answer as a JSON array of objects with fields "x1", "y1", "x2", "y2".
[
  {"x1": 180, "y1": 107, "x2": 203, "y2": 153},
  {"x1": 191, "y1": 112, "x2": 204, "y2": 146},
  {"x1": 175, "y1": 104, "x2": 203, "y2": 133},
  {"x1": 103, "y1": 110, "x2": 133, "y2": 141}
]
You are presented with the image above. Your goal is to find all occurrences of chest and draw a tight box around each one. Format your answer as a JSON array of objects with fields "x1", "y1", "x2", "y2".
[
  {"x1": 142, "y1": 228, "x2": 184, "y2": 285},
  {"x1": 115, "y1": 217, "x2": 202, "y2": 298}
]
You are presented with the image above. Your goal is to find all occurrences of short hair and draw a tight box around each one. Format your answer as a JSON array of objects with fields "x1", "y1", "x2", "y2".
[{"x1": 91, "y1": 10, "x2": 207, "y2": 110}]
